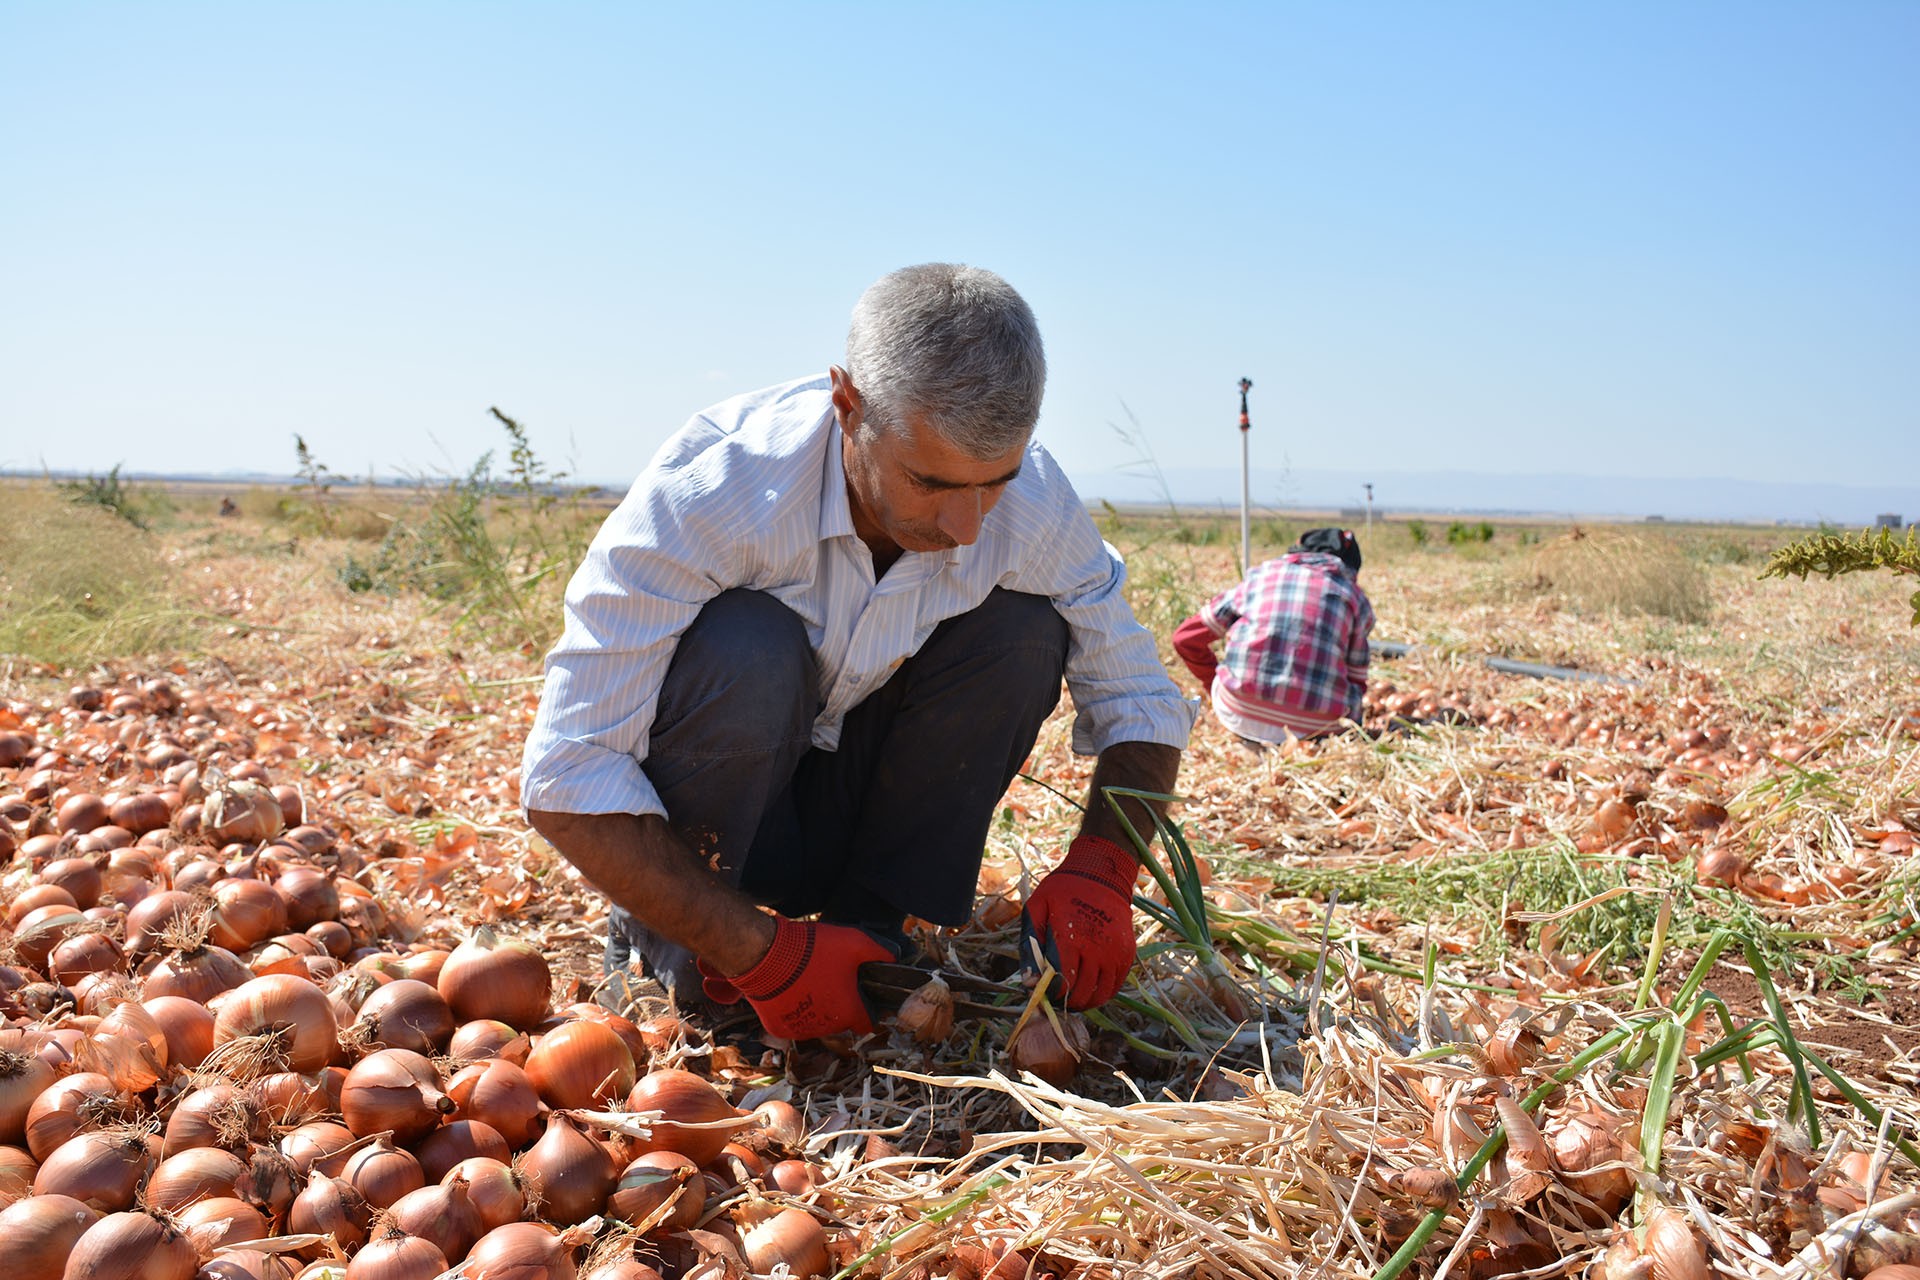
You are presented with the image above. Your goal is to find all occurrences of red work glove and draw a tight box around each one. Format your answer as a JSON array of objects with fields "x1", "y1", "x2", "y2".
[
  {"x1": 700, "y1": 916, "x2": 894, "y2": 1040},
  {"x1": 1021, "y1": 835, "x2": 1140, "y2": 1010}
]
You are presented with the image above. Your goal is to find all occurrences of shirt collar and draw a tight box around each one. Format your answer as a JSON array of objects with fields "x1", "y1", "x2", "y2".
[{"x1": 818, "y1": 407, "x2": 857, "y2": 542}]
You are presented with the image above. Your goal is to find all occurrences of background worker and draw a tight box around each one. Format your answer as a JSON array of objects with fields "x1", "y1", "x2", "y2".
[
  {"x1": 1171, "y1": 527, "x2": 1374, "y2": 743},
  {"x1": 521, "y1": 264, "x2": 1192, "y2": 1043}
]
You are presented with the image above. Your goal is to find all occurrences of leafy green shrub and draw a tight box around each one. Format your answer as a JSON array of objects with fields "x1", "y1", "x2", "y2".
[
  {"x1": 1406, "y1": 520, "x2": 1429, "y2": 547},
  {"x1": 335, "y1": 409, "x2": 599, "y2": 651},
  {"x1": 1447, "y1": 520, "x2": 1495, "y2": 546}
]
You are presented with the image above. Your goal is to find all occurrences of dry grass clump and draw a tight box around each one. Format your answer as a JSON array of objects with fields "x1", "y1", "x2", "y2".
[
  {"x1": 0, "y1": 486, "x2": 203, "y2": 663},
  {"x1": 1515, "y1": 527, "x2": 1714, "y2": 623},
  {"x1": 233, "y1": 484, "x2": 300, "y2": 523},
  {"x1": 326, "y1": 501, "x2": 397, "y2": 541},
  {"x1": 230, "y1": 484, "x2": 390, "y2": 540}
]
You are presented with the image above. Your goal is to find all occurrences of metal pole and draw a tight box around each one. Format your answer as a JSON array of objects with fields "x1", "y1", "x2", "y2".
[
  {"x1": 1364, "y1": 483, "x2": 1374, "y2": 537},
  {"x1": 1237, "y1": 378, "x2": 1253, "y2": 573}
]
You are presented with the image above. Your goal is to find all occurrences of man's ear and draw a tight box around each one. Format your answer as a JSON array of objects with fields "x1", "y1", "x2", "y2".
[{"x1": 829, "y1": 366, "x2": 862, "y2": 439}]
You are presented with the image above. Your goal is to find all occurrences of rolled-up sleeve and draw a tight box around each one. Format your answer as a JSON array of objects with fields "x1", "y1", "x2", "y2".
[
  {"x1": 519, "y1": 476, "x2": 735, "y2": 819},
  {"x1": 1016, "y1": 481, "x2": 1194, "y2": 757},
  {"x1": 1201, "y1": 582, "x2": 1244, "y2": 633}
]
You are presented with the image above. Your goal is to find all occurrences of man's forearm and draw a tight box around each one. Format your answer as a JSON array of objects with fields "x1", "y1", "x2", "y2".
[
  {"x1": 525, "y1": 809, "x2": 775, "y2": 975},
  {"x1": 1076, "y1": 741, "x2": 1182, "y2": 856}
]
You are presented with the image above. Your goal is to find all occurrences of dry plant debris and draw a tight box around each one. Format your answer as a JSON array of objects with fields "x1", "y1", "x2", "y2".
[{"x1": 3, "y1": 506, "x2": 1919, "y2": 1278}]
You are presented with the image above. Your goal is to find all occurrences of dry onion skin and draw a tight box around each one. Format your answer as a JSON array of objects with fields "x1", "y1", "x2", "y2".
[
  {"x1": 350, "y1": 979, "x2": 455, "y2": 1057},
  {"x1": 893, "y1": 976, "x2": 956, "y2": 1044},
  {"x1": 339, "y1": 1049, "x2": 454, "y2": 1146},
  {"x1": 11, "y1": 577, "x2": 1898, "y2": 1280},
  {"x1": 0, "y1": 1052, "x2": 57, "y2": 1147},
  {"x1": 61, "y1": 1208, "x2": 198, "y2": 1280},
  {"x1": 1006, "y1": 1012, "x2": 1090, "y2": 1087},
  {"x1": 608, "y1": 1150, "x2": 701, "y2": 1231},
  {"x1": 343, "y1": 1228, "x2": 448, "y2": 1280},
  {"x1": 442, "y1": 1157, "x2": 528, "y2": 1234},
  {"x1": 386, "y1": 1175, "x2": 483, "y2": 1262},
  {"x1": 212, "y1": 975, "x2": 339, "y2": 1074},
  {"x1": 463, "y1": 1220, "x2": 595, "y2": 1280},
  {"x1": 518, "y1": 1114, "x2": 615, "y2": 1227},
  {"x1": 524, "y1": 1019, "x2": 636, "y2": 1110},
  {"x1": 414, "y1": 1119, "x2": 511, "y2": 1184},
  {"x1": 30, "y1": 1130, "x2": 153, "y2": 1212},
  {"x1": 0, "y1": 1192, "x2": 98, "y2": 1278},
  {"x1": 738, "y1": 1205, "x2": 832, "y2": 1279},
  {"x1": 437, "y1": 929, "x2": 551, "y2": 1030},
  {"x1": 621, "y1": 1069, "x2": 744, "y2": 1169},
  {"x1": 448, "y1": 1059, "x2": 542, "y2": 1149},
  {"x1": 288, "y1": 1170, "x2": 370, "y2": 1253}
]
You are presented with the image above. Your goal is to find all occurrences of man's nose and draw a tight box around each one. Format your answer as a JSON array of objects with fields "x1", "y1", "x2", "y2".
[{"x1": 935, "y1": 490, "x2": 983, "y2": 545}]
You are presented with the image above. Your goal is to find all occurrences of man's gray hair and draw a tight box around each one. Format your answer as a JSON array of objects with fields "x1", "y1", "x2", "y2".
[{"x1": 845, "y1": 263, "x2": 1047, "y2": 458}]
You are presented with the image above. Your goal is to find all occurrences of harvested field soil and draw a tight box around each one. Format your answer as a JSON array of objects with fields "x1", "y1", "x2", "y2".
[{"x1": 4, "y1": 496, "x2": 1919, "y2": 1278}]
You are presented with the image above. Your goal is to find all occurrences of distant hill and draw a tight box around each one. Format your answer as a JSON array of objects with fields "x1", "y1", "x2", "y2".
[
  {"x1": 8, "y1": 464, "x2": 1910, "y2": 527},
  {"x1": 1076, "y1": 466, "x2": 1916, "y2": 526}
]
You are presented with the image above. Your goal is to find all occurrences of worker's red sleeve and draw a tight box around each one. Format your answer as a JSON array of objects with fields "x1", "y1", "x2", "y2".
[{"x1": 1171, "y1": 613, "x2": 1221, "y2": 693}]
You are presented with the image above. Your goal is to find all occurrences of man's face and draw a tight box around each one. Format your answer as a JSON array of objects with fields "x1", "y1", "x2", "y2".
[{"x1": 831, "y1": 368, "x2": 1026, "y2": 556}]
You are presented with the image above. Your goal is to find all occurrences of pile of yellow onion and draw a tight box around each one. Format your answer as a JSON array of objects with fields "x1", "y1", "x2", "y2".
[{"x1": 0, "y1": 681, "x2": 841, "y2": 1279}]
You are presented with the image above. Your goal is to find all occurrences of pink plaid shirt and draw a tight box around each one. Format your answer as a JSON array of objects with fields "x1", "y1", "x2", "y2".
[{"x1": 1172, "y1": 552, "x2": 1373, "y2": 741}]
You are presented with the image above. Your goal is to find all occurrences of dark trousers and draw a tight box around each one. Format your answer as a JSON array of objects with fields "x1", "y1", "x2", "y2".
[{"x1": 607, "y1": 587, "x2": 1068, "y2": 998}]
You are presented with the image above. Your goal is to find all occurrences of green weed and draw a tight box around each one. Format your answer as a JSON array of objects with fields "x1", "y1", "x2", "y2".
[
  {"x1": 1763, "y1": 524, "x2": 1920, "y2": 626},
  {"x1": 293, "y1": 435, "x2": 339, "y2": 536},
  {"x1": 332, "y1": 410, "x2": 599, "y2": 652},
  {"x1": 1253, "y1": 839, "x2": 1829, "y2": 981},
  {"x1": 56, "y1": 464, "x2": 150, "y2": 530},
  {"x1": 1446, "y1": 520, "x2": 1494, "y2": 546}
]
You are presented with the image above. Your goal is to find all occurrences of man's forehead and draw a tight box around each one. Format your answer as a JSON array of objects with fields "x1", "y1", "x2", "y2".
[
  {"x1": 891, "y1": 421, "x2": 1026, "y2": 485},
  {"x1": 903, "y1": 456, "x2": 1025, "y2": 490}
]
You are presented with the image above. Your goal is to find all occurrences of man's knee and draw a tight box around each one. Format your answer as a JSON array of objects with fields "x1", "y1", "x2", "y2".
[
  {"x1": 941, "y1": 588, "x2": 1068, "y2": 696},
  {"x1": 652, "y1": 589, "x2": 816, "y2": 748},
  {"x1": 944, "y1": 588, "x2": 1068, "y2": 660},
  {"x1": 875, "y1": 589, "x2": 1066, "y2": 737}
]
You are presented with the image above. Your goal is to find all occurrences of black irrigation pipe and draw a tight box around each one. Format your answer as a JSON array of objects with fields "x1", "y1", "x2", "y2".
[{"x1": 1371, "y1": 639, "x2": 1642, "y2": 688}]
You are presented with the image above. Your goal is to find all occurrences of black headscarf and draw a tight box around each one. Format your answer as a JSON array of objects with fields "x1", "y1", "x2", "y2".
[{"x1": 1292, "y1": 527, "x2": 1362, "y2": 575}]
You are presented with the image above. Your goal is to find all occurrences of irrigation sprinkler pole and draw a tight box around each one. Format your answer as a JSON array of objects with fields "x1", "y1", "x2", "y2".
[{"x1": 1237, "y1": 378, "x2": 1253, "y2": 573}]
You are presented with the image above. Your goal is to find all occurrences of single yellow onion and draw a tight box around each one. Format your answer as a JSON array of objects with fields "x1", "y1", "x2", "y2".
[
  {"x1": 1006, "y1": 1012, "x2": 1089, "y2": 1087},
  {"x1": 893, "y1": 977, "x2": 955, "y2": 1044},
  {"x1": 738, "y1": 1206, "x2": 830, "y2": 1279}
]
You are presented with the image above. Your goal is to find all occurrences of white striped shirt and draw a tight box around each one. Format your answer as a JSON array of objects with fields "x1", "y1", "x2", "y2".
[{"x1": 520, "y1": 375, "x2": 1194, "y2": 819}]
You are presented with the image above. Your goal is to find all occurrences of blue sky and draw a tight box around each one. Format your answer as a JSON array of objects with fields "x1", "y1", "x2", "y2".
[{"x1": 3, "y1": 3, "x2": 1915, "y2": 512}]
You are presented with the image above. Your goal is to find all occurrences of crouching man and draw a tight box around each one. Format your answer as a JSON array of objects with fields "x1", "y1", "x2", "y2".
[
  {"x1": 521, "y1": 264, "x2": 1192, "y2": 1042},
  {"x1": 1172, "y1": 527, "x2": 1374, "y2": 744}
]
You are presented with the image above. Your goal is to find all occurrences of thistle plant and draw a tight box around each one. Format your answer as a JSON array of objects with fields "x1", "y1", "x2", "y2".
[{"x1": 1762, "y1": 525, "x2": 1920, "y2": 625}]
